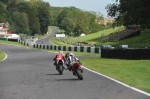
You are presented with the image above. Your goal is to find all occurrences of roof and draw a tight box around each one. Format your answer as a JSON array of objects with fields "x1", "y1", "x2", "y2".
[
  {"x1": 0, "y1": 23, "x2": 5, "y2": 25},
  {"x1": 5, "y1": 21, "x2": 10, "y2": 27}
]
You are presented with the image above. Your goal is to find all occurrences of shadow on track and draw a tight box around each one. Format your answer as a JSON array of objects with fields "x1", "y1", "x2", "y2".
[
  {"x1": 44, "y1": 73, "x2": 60, "y2": 75},
  {"x1": 56, "y1": 78, "x2": 79, "y2": 81}
]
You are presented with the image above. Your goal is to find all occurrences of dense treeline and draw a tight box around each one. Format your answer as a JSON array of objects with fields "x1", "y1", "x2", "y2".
[
  {"x1": 106, "y1": 0, "x2": 150, "y2": 29},
  {"x1": 0, "y1": 0, "x2": 110, "y2": 36},
  {"x1": 51, "y1": 6, "x2": 109, "y2": 36},
  {"x1": 0, "y1": 0, "x2": 52, "y2": 35}
]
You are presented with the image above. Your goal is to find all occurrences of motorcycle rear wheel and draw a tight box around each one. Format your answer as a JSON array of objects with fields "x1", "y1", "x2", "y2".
[
  {"x1": 58, "y1": 65, "x2": 63, "y2": 75},
  {"x1": 76, "y1": 68, "x2": 83, "y2": 80}
]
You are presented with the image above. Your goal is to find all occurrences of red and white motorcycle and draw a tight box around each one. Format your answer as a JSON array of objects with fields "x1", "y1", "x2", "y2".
[
  {"x1": 70, "y1": 61, "x2": 83, "y2": 80},
  {"x1": 65, "y1": 52, "x2": 83, "y2": 80},
  {"x1": 54, "y1": 59, "x2": 65, "y2": 75}
]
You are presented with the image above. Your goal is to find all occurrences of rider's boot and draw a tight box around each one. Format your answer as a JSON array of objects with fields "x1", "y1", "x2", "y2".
[
  {"x1": 69, "y1": 65, "x2": 72, "y2": 71},
  {"x1": 72, "y1": 71, "x2": 76, "y2": 75}
]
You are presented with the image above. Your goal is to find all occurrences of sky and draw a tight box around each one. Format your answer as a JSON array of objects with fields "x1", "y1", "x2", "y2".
[{"x1": 44, "y1": 0, "x2": 116, "y2": 18}]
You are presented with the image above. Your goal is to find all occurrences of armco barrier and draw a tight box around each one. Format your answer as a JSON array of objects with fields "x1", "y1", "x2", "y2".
[
  {"x1": 0, "y1": 37, "x2": 8, "y2": 41},
  {"x1": 18, "y1": 40, "x2": 101, "y2": 53},
  {"x1": 74, "y1": 47, "x2": 77, "y2": 51},
  {"x1": 80, "y1": 47, "x2": 84, "y2": 52},
  {"x1": 87, "y1": 47, "x2": 90, "y2": 52},
  {"x1": 63, "y1": 46, "x2": 66, "y2": 51},
  {"x1": 101, "y1": 48, "x2": 150, "y2": 60},
  {"x1": 8, "y1": 39, "x2": 18, "y2": 42},
  {"x1": 34, "y1": 44, "x2": 100, "y2": 53}
]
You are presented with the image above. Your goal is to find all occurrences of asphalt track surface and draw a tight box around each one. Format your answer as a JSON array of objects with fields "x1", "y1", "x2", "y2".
[
  {"x1": 0, "y1": 28, "x2": 150, "y2": 99},
  {"x1": 36, "y1": 27, "x2": 58, "y2": 45}
]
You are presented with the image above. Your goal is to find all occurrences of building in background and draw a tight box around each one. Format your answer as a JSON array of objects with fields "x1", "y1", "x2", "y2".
[
  {"x1": 103, "y1": 18, "x2": 115, "y2": 25},
  {"x1": 96, "y1": 18, "x2": 115, "y2": 25},
  {"x1": 0, "y1": 22, "x2": 12, "y2": 38}
]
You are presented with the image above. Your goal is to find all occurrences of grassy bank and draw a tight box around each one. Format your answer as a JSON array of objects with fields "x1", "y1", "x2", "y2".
[
  {"x1": 81, "y1": 58, "x2": 150, "y2": 93},
  {"x1": 0, "y1": 51, "x2": 5, "y2": 61},
  {"x1": 96, "y1": 29, "x2": 150, "y2": 48},
  {"x1": 50, "y1": 26, "x2": 124, "y2": 46},
  {"x1": 50, "y1": 27, "x2": 150, "y2": 48},
  {"x1": 50, "y1": 38, "x2": 72, "y2": 46},
  {"x1": 0, "y1": 40, "x2": 26, "y2": 47}
]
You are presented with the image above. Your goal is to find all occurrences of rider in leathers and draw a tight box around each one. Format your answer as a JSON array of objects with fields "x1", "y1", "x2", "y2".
[
  {"x1": 53, "y1": 51, "x2": 65, "y2": 69},
  {"x1": 65, "y1": 52, "x2": 82, "y2": 71}
]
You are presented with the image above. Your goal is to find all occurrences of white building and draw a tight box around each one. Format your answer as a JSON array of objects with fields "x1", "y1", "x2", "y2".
[{"x1": 0, "y1": 23, "x2": 12, "y2": 38}]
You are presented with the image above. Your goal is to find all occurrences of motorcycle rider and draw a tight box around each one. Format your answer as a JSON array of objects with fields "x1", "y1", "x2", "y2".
[
  {"x1": 53, "y1": 51, "x2": 66, "y2": 69},
  {"x1": 65, "y1": 52, "x2": 82, "y2": 71}
]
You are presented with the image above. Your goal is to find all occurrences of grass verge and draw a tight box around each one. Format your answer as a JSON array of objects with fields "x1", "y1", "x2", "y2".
[
  {"x1": 0, "y1": 40, "x2": 26, "y2": 47},
  {"x1": 0, "y1": 51, "x2": 5, "y2": 62},
  {"x1": 50, "y1": 38, "x2": 73, "y2": 46},
  {"x1": 80, "y1": 58, "x2": 150, "y2": 93}
]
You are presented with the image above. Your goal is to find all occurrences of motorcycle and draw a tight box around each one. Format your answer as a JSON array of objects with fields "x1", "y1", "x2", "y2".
[
  {"x1": 54, "y1": 59, "x2": 65, "y2": 75},
  {"x1": 71, "y1": 61, "x2": 83, "y2": 80}
]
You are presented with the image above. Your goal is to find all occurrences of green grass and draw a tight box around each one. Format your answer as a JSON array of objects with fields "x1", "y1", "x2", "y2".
[
  {"x1": 0, "y1": 40, "x2": 26, "y2": 47},
  {"x1": 60, "y1": 29, "x2": 65, "y2": 34},
  {"x1": 96, "y1": 29, "x2": 150, "y2": 48},
  {"x1": 65, "y1": 26, "x2": 123, "y2": 43},
  {"x1": 74, "y1": 26, "x2": 123, "y2": 42},
  {"x1": 114, "y1": 29, "x2": 150, "y2": 48},
  {"x1": 50, "y1": 38, "x2": 73, "y2": 46},
  {"x1": 0, "y1": 51, "x2": 5, "y2": 61},
  {"x1": 50, "y1": 27, "x2": 150, "y2": 48},
  {"x1": 81, "y1": 58, "x2": 150, "y2": 93},
  {"x1": 50, "y1": 26, "x2": 124, "y2": 46}
]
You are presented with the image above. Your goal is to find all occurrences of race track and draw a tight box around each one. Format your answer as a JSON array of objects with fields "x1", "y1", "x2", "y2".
[
  {"x1": 0, "y1": 44, "x2": 150, "y2": 99},
  {"x1": 36, "y1": 27, "x2": 57, "y2": 45}
]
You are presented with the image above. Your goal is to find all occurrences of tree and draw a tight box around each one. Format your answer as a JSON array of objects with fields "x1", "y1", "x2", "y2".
[
  {"x1": 55, "y1": 7, "x2": 100, "y2": 35},
  {"x1": 0, "y1": 0, "x2": 9, "y2": 4},
  {"x1": 17, "y1": 1, "x2": 41, "y2": 35},
  {"x1": 0, "y1": 1, "x2": 7, "y2": 22},
  {"x1": 34, "y1": 1, "x2": 52, "y2": 34},
  {"x1": 61, "y1": 17, "x2": 76, "y2": 34},
  {"x1": 106, "y1": 0, "x2": 150, "y2": 29},
  {"x1": 10, "y1": 11, "x2": 30, "y2": 34},
  {"x1": 7, "y1": 0, "x2": 23, "y2": 11},
  {"x1": 27, "y1": 11, "x2": 41, "y2": 35}
]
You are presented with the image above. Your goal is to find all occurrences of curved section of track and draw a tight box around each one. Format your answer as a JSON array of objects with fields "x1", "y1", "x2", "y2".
[
  {"x1": 0, "y1": 44, "x2": 149, "y2": 99},
  {"x1": 0, "y1": 50, "x2": 7, "y2": 63},
  {"x1": 36, "y1": 27, "x2": 58, "y2": 45}
]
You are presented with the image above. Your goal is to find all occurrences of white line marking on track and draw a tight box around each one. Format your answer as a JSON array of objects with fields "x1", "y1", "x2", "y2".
[
  {"x1": 0, "y1": 52, "x2": 7, "y2": 63},
  {"x1": 83, "y1": 66, "x2": 150, "y2": 97}
]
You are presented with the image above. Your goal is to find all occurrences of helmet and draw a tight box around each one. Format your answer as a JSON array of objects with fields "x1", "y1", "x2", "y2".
[
  {"x1": 59, "y1": 51, "x2": 63, "y2": 54},
  {"x1": 69, "y1": 52, "x2": 74, "y2": 56}
]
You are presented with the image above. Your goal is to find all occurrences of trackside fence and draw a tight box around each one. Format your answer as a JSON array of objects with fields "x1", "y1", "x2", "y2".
[
  {"x1": 101, "y1": 48, "x2": 150, "y2": 60},
  {"x1": 18, "y1": 40, "x2": 101, "y2": 53}
]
